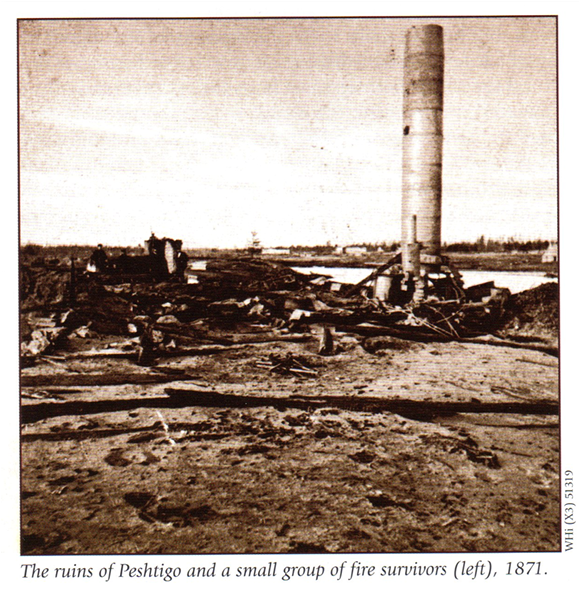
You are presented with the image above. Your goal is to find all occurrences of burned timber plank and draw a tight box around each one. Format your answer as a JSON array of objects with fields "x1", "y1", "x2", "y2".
[
  {"x1": 20, "y1": 372, "x2": 198, "y2": 387},
  {"x1": 344, "y1": 252, "x2": 402, "y2": 296},
  {"x1": 460, "y1": 337, "x2": 558, "y2": 357},
  {"x1": 21, "y1": 389, "x2": 559, "y2": 424},
  {"x1": 21, "y1": 422, "x2": 236, "y2": 442},
  {"x1": 337, "y1": 324, "x2": 559, "y2": 357}
]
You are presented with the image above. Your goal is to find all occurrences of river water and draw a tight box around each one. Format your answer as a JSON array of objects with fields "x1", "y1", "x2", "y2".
[
  {"x1": 294, "y1": 266, "x2": 557, "y2": 294},
  {"x1": 188, "y1": 260, "x2": 556, "y2": 294}
]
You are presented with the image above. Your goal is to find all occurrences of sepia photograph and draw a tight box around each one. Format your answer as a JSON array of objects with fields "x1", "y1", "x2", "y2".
[{"x1": 18, "y1": 15, "x2": 560, "y2": 559}]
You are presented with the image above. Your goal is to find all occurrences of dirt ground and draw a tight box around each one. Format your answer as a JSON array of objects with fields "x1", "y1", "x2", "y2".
[{"x1": 21, "y1": 330, "x2": 559, "y2": 555}]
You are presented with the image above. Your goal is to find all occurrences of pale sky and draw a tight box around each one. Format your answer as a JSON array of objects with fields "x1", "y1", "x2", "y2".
[{"x1": 19, "y1": 17, "x2": 557, "y2": 248}]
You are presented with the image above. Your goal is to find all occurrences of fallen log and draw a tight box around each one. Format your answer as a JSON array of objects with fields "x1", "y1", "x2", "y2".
[
  {"x1": 459, "y1": 335, "x2": 558, "y2": 357},
  {"x1": 229, "y1": 332, "x2": 313, "y2": 344},
  {"x1": 20, "y1": 371, "x2": 198, "y2": 387},
  {"x1": 21, "y1": 388, "x2": 559, "y2": 424},
  {"x1": 336, "y1": 324, "x2": 558, "y2": 356},
  {"x1": 308, "y1": 308, "x2": 404, "y2": 326},
  {"x1": 46, "y1": 334, "x2": 313, "y2": 362},
  {"x1": 21, "y1": 425, "x2": 160, "y2": 441},
  {"x1": 49, "y1": 349, "x2": 138, "y2": 359},
  {"x1": 153, "y1": 323, "x2": 234, "y2": 345},
  {"x1": 48, "y1": 344, "x2": 246, "y2": 360},
  {"x1": 153, "y1": 326, "x2": 314, "y2": 347},
  {"x1": 165, "y1": 390, "x2": 559, "y2": 417},
  {"x1": 162, "y1": 335, "x2": 313, "y2": 356},
  {"x1": 336, "y1": 323, "x2": 448, "y2": 343}
]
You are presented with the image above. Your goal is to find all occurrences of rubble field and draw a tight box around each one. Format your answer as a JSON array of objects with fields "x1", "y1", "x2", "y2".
[{"x1": 20, "y1": 256, "x2": 559, "y2": 554}]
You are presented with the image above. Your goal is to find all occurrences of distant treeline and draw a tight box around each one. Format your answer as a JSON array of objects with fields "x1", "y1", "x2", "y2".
[
  {"x1": 20, "y1": 244, "x2": 146, "y2": 260},
  {"x1": 20, "y1": 236, "x2": 553, "y2": 259},
  {"x1": 286, "y1": 237, "x2": 553, "y2": 255},
  {"x1": 442, "y1": 237, "x2": 552, "y2": 253}
]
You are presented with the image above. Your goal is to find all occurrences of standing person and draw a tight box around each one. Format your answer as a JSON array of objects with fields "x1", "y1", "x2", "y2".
[
  {"x1": 89, "y1": 244, "x2": 108, "y2": 272},
  {"x1": 115, "y1": 248, "x2": 129, "y2": 273},
  {"x1": 176, "y1": 249, "x2": 189, "y2": 282}
]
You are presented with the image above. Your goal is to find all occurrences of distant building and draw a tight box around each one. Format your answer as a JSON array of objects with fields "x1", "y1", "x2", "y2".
[
  {"x1": 262, "y1": 247, "x2": 291, "y2": 256},
  {"x1": 542, "y1": 242, "x2": 558, "y2": 263},
  {"x1": 344, "y1": 246, "x2": 368, "y2": 256}
]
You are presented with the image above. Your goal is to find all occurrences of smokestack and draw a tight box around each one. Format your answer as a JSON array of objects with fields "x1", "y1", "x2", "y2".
[{"x1": 401, "y1": 24, "x2": 444, "y2": 274}]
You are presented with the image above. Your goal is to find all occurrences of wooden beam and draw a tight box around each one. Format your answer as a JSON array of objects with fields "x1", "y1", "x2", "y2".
[
  {"x1": 20, "y1": 372, "x2": 198, "y2": 387},
  {"x1": 21, "y1": 388, "x2": 559, "y2": 424},
  {"x1": 343, "y1": 252, "x2": 402, "y2": 296}
]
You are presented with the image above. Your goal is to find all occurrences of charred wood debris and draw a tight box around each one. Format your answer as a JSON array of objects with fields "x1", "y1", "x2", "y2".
[{"x1": 20, "y1": 247, "x2": 557, "y2": 372}]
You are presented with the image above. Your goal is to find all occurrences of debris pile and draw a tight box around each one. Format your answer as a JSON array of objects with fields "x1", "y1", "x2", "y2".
[
  {"x1": 497, "y1": 282, "x2": 558, "y2": 344},
  {"x1": 255, "y1": 353, "x2": 318, "y2": 377},
  {"x1": 20, "y1": 265, "x2": 72, "y2": 311},
  {"x1": 198, "y1": 258, "x2": 311, "y2": 295},
  {"x1": 20, "y1": 249, "x2": 557, "y2": 364}
]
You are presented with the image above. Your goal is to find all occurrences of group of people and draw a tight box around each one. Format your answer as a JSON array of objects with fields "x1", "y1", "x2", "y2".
[{"x1": 86, "y1": 236, "x2": 189, "y2": 282}]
